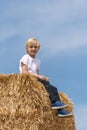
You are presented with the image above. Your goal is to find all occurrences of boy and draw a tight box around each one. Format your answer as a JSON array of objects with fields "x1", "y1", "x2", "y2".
[{"x1": 19, "y1": 38, "x2": 72, "y2": 117}]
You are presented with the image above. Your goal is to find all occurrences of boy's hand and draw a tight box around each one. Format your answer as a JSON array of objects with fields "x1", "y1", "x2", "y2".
[{"x1": 38, "y1": 75, "x2": 49, "y2": 82}]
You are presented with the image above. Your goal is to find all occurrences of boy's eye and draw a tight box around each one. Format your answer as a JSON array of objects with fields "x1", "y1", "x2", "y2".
[{"x1": 30, "y1": 46, "x2": 38, "y2": 48}]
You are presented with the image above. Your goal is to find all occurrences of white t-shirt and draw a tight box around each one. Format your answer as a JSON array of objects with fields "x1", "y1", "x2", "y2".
[{"x1": 19, "y1": 54, "x2": 40, "y2": 74}]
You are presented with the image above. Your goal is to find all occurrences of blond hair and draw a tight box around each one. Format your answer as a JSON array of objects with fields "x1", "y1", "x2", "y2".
[{"x1": 26, "y1": 38, "x2": 40, "y2": 52}]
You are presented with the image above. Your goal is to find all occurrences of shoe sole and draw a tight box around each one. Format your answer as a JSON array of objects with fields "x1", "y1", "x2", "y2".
[
  {"x1": 58, "y1": 113, "x2": 73, "y2": 117},
  {"x1": 52, "y1": 104, "x2": 68, "y2": 110}
]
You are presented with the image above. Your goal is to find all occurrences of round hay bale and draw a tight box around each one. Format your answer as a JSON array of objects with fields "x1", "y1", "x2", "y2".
[{"x1": 0, "y1": 74, "x2": 76, "y2": 130}]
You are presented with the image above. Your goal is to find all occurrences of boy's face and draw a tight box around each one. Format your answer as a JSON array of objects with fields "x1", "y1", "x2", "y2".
[{"x1": 27, "y1": 45, "x2": 39, "y2": 58}]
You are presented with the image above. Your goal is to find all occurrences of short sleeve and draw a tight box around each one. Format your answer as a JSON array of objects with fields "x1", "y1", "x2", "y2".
[
  {"x1": 19, "y1": 55, "x2": 28, "y2": 73},
  {"x1": 20, "y1": 55, "x2": 28, "y2": 66}
]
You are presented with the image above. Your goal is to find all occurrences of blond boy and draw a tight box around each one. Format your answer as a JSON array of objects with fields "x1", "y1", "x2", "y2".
[{"x1": 19, "y1": 38, "x2": 72, "y2": 117}]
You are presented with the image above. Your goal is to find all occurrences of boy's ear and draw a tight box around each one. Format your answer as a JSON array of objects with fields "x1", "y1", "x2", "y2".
[{"x1": 37, "y1": 46, "x2": 40, "y2": 50}]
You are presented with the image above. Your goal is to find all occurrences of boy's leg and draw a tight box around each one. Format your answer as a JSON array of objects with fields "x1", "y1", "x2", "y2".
[
  {"x1": 37, "y1": 79, "x2": 71, "y2": 117},
  {"x1": 45, "y1": 84, "x2": 61, "y2": 103},
  {"x1": 37, "y1": 78, "x2": 61, "y2": 103},
  {"x1": 38, "y1": 78, "x2": 68, "y2": 109}
]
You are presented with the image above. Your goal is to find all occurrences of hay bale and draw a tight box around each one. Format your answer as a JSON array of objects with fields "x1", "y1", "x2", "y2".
[{"x1": 0, "y1": 74, "x2": 76, "y2": 130}]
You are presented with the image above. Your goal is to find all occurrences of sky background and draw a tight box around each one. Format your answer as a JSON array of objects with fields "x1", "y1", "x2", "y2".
[{"x1": 0, "y1": 0, "x2": 87, "y2": 129}]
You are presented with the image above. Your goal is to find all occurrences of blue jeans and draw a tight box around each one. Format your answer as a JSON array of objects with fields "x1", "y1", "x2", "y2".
[{"x1": 38, "y1": 78, "x2": 61, "y2": 103}]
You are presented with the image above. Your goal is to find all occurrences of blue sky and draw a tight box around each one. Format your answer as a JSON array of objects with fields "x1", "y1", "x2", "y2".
[{"x1": 0, "y1": 0, "x2": 87, "y2": 129}]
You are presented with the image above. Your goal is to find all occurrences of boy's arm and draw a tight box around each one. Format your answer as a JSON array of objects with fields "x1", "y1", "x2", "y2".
[{"x1": 21, "y1": 63, "x2": 49, "y2": 81}]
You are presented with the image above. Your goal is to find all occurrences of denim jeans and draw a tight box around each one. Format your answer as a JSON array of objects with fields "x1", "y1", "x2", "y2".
[{"x1": 37, "y1": 78, "x2": 61, "y2": 103}]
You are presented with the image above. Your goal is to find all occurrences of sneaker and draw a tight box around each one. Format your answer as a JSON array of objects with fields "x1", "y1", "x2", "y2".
[
  {"x1": 58, "y1": 109, "x2": 73, "y2": 117},
  {"x1": 52, "y1": 101, "x2": 68, "y2": 109}
]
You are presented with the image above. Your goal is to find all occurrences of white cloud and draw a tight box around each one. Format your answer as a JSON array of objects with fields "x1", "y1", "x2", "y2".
[
  {"x1": 36, "y1": 0, "x2": 87, "y2": 23},
  {"x1": 0, "y1": 0, "x2": 87, "y2": 57},
  {"x1": 0, "y1": 25, "x2": 18, "y2": 42},
  {"x1": 75, "y1": 104, "x2": 87, "y2": 130},
  {"x1": 40, "y1": 28, "x2": 87, "y2": 58}
]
